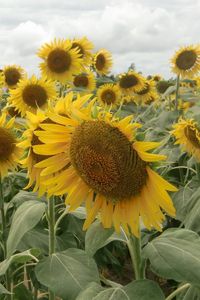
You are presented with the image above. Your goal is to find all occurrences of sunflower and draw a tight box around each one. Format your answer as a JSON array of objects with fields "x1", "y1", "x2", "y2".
[
  {"x1": 172, "y1": 118, "x2": 200, "y2": 161},
  {"x1": 171, "y1": 45, "x2": 200, "y2": 78},
  {"x1": 3, "y1": 65, "x2": 26, "y2": 89},
  {"x1": 152, "y1": 74, "x2": 162, "y2": 82},
  {"x1": 71, "y1": 37, "x2": 94, "y2": 67},
  {"x1": 33, "y1": 101, "x2": 177, "y2": 237},
  {"x1": 8, "y1": 75, "x2": 56, "y2": 117},
  {"x1": 93, "y1": 49, "x2": 113, "y2": 75},
  {"x1": 156, "y1": 80, "x2": 174, "y2": 94},
  {"x1": 97, "y1": 83, "x2": 121, "y2": 107},
  {"x1": 134, "y1": 80, "x2": 158, "y2": 104},
  {"x1": 0, "y1": 70, "x2": 4, "y2": 88},
  {"x1": 72, "y1": 72, "x2": 96, "y2": 92},
  {"x1": 118, "y1": 71, "x2": 146, "y2": 94},
  {"x1": 37, "y1": 39, "x2": 83, "y2": 83},
  {"x1": 0, "y1": 113, "x2": 22, "y2": 178}
]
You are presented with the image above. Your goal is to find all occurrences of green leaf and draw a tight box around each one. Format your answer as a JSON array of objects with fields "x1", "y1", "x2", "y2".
[
  {"x1": 85, "y1": 220, "x2": 114, "y2": 256},
  {"x1": 7, "y1": 199, "x2": 46, "y2": 256},
  {"x1": 124, "y1": 280, "x2": 165, "y2": 300},
  {"x1": 0, "y1": 249, "x2": 40, "y2": 276},
  {"x1": 0, "y1": 283, "x2": 11, "y2": 295},
  {"x1": 144, "y1": 228, "x2": 200, "y2": 286},
  {"x1": 76, "y1": 282, "x2": 105, "y2": 299},
  {"x1": 35, "y1": 248, "x2": 100, "y2": 300},
  {"x1": 76, "y1": 280, "x2": 165, "y2": 300}
]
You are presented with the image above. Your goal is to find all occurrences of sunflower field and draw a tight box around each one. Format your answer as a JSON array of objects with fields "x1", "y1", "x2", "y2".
[{"x1": 0, "y1": 38, "x2": 200, "y2": 300}]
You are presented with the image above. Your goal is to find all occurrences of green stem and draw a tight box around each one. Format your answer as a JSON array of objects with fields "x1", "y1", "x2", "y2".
[
  {"x1": 195, "y1": 163, "x2": 200, "y2": 181},
  {"x1": 0, "y1": 178, "x2": 11, "y2": 299},
  {"x1": 127, "y1": 229, "x2": 145, "y2": 280},
  {"x1": 165, "y1": 283, "x2": 190, "y2": 300},
  {"x1": 48, "y1": 197, "x2": 55, "y2": 300},
  {"x1": 175, "y1": 75, "x2": 180, "y2": 111}
]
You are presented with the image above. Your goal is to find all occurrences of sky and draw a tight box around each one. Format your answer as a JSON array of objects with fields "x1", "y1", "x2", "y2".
[{"x1": 0, "y1": 0, "x2": 200, "y2": 78}]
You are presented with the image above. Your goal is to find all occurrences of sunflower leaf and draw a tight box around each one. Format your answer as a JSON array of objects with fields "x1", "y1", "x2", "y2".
[
  {"x1": 35, "y1": 248, "x2": 100, "y2": 300},
  {"x1": 144, "y1": 228, "x2": 200, "y2": 286},
  {"x1": 7, "y1": 199, "x2": 46, "y2": 256}
]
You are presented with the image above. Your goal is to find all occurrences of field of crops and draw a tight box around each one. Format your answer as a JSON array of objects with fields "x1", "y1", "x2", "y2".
[{"x1": 0, "y1": 38, "x2": 200, "y2": 300}]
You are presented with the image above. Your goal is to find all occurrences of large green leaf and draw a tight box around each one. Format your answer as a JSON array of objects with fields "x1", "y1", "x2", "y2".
[
  {"x1": 7, "y1": 199, "x2": 46, "y2": 256},
  {"x1": 0, "y1": 249, "x2": 40, "y2": 276},
  {"x1": 35, "y1": 248, "x2": 100, "y2": 300},
  {"x1": 144, "y1": 228, "x2": 200, "y2": 286},
  {"x1": 76, "y1": 280, "x2": 165, "y2": 300},
  {"x1": 85, "y1": 221, "x2": 114, "y2": 256}
]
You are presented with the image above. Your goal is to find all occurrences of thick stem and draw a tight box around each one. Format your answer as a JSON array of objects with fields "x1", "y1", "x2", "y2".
[
  {"x1": 165, "y1": 283, "x2": 190, "y2": 300},
  {"x1": 127, "y1": 229, "x2": 145, "y2": 280},
  {"x1": 48, "y1": 197, "x2": 55, "y2": 300},
  {"x1": 175, "y1": 75, "x2": 180, "y2": 111}
]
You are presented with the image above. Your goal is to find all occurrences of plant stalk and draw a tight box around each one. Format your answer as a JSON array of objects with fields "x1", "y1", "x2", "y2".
[
  {"x1": 165, "y1": 283, "x2": 190, "y2": 300},
  {"x1": 175, "y1": 75, "x2": 180, "y2": 111},
  {"x1": 48, "y1": 197, "x2": 55, "y2": 300},
  {"x1": 127, "y1": 229, "x2": 145, "y2": 280}
]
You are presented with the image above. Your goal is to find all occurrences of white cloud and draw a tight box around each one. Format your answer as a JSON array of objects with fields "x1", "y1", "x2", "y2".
[{"x1": 0, "y1": 0, "x2": 200, "y2": 77}]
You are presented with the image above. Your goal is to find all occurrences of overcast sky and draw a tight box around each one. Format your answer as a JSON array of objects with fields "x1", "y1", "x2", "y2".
[{"x1": 0, "y1": 0, "x2": 200, "y2": 78}]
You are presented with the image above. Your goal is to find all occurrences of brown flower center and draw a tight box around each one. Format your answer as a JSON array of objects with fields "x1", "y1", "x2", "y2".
[
  {"x1": 156, "y1": 81, "x2": 172, "y2": 94},
  {"x1": 4, "y1": 68, "x2": 21, "y2": 86},
  {"x1": 119, "y1": 75, "x2": 138, "y2": 89},
  {"x1": 47, "y1": 49, "x2": 71, "y2": 73},
  {"x1": 22, "y1": 85, "x2": 47, "y2": 108},
  {"x1": 184, "y1": 125, "x2": 200, "y2": 149},
  {"x1": 95, "y1": 54, "x2": 106, "y2": 71},
  {"x1": 0, "y1": 128, "x2": 16, "y2": 162},
  {"x1": 71, "y1": 42, "x2": 84, "y2": 58},
  {"x1": 176, "y1": 50, "x2": 197, "y2": 71},
  {"x1": 101, "y1": 89, "x2": 116, "y2": 104},
  {"x1": 70, "y1": 120, "x2": 147, "y2": 201},
  {"x1": 73, "y1": 75, "x2": 89, "y2": 88}
]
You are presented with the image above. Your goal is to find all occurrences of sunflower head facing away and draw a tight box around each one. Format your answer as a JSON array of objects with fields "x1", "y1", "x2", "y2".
[
  {"x1": 32, "y1": 96, "x2": 177, "y2": 237},
  {"x1": 93, "y1": 49, "x2": 113, "y2": 75},
  {"x1": 71, "y1": 37, "x2": 94, "y2": 67},
  {"x1": 72, "y1": 72, "x2": 96, "y2": 92},
  {"x1": 0, "y1": 113, "x2": 22, "y2": 177},
  {"x1": 97, "y1": 83, "x2": 121, "y2": 107},
  {"x1": 3, "y1": 65, "x2": 26, "y2": 89},
  {"x1": 8, "y1": 75, "x2": 56, "y2": 117},
  {"x1": 37, "y1": 39, "x2": 83, "y2": 83},
  {"x1": 172, "y1": 118, "x2": 200, "y2": 161},
  {"x1": 118, "y1": 71, "x2": 146, "y2": 94},
  {"x1": 171, "y1": 45, "x2": 200, "y2": 78}
]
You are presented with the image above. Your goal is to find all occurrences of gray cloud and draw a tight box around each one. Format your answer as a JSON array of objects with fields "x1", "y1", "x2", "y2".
[{"x1": 0, "y1": 0, "x2": 200, "y2": 77}]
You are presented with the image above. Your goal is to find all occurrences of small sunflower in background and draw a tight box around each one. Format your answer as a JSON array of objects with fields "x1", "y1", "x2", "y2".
[
  {"x1": 33, "y1": 99, "x2": 177, "y2": 237},
  {"x1": 37, "y1": 39, "x2": 83, "y2": 83},
  {"x1": 93, "y1": 49, "x2": 113, "y2": 75},
  {"x1": 71, "y1": 37, "x2": 94, "y2": 67},
  {"x1": 8, "y1": 75, "x2": 56, "y2": 117},
  {"x1": 0, "y1": 113, "x2": 22, "y2": 178},
  {"x1": 72, "y1": 72, "x2": 96, "y2": 92},
  {"x1": 171, "y1": 45, "x2": 200, "y2": 78},
  {"x1": 0, "y1": 70, "x2": 4, "y2": 88},
  {"x1": 152, "y1": 74, "x2": 162, "y2": 82},
  {"x1": 156, "y1": 80, "x2": 174, "y2": 95},
  {"x1": 2, "y1": 65, "x2": 26, "y2": 89},
  {"x1": 134, "y1": 80, "x2": 158, "y2": 105},
  {"x1": 118, "y1": 71, "x2": 146, "y2": 94},
  {"x1": 97, "y1": 83, "x2": 121, "y2": 107},
  {"x1": 172, "y1": 118, "x2": 200, "y2": 161}
]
